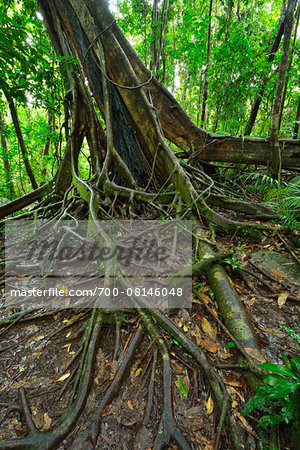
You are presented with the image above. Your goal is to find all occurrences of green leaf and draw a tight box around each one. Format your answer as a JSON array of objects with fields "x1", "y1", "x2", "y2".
[
  {"x1": 177, "y1": 375, "x2": 188, "y2": 399},
  {"x1": 280, "y1": 394, "x2": 299, "y2": 424},
  {"x1": 280, "y1": 324, "x2": 300, "y2": 346},
  {"x1": 260, "y1": 363, "x2": 299, "y2": 380},
  {"x1": 225, "y1": 342, "x2": 236, "y2": 348},
  {"x1": 291, "y1": 356, "x2": 300, "y2": 374},
  {"x1": 263, "y1": 374, "x2": 288, "y2": 386},
  {"x1": 269, "y1": 382, "x2": 300, "y2": 400},
  {"x1": 257, "y1": 414, "x2": 283, "y2": 427},
  {"x1": 243, "y1": 391, "x2": 271, "y2": 414},
  {"x1": 280, "y1": 350, "x2": 292, "y2": 371}
]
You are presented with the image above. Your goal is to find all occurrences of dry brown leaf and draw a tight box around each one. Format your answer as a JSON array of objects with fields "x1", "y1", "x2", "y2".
[
  {"x1": 201, "y1": 338, "x2": 218, "y2": 354},
  {"x1": 218, "y1": 350, "x2": 232, "y2": 360},
  {"x1": 43, "y1": 413, "x2": 52, "y2": 430},
  {"x1": 127, "y1": 400, "x2": 134, "y2": 410},
  {"x1": 205, "y1": 396, "x2": 214, "y2": 415},
  {"x1": 224, "y1": 376, "x2": 243, "y2": 388},
  {"x1": 245, "y1": 347, "x2": 266, "y2": 363},
  {"x1": 201, "y1": 317, "x2": 217, "y2": 341},
  {"x1": 33, "y1": 335, "x2": 44, "y2": 342},
  {"x1": 171, "y1": 359, "x2": 186, "y2": 375},
  {"x1": 278, "y1": 292, "x2": 289, "y2": 308},
  {"x1": 191, "y1": 323, "x2": 202, "y2": 346},
  {"x1": 263, "y1": 327, "x2": 286, "y2": 337},
  {"x1": 271, "y1": 268, "x2": 288, "y2": 279},
  {"x1": 185, "y1": 405, "x2": 202, "y2": 418},
  {"x1": 236, "y1": 411, "x2": 258, "y2": 438},
  {"x1": 227, "y1": 386, "x2": 245, "y2": 403}
]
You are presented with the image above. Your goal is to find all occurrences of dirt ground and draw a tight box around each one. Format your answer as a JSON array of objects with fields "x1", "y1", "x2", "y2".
[{"x1": 0, "y1": 229, "x2": 299, "y2": 449}]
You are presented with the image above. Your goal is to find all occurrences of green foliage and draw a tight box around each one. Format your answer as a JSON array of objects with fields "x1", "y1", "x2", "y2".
[
  {"x1": 115, "y1": 0, "x2": 299, "y2": 136},
  {"x1": 240, "y1": 172, "x2": 300, "y2": 229},
  {"x1": 243, "y1": 325, "x2": 300, "y2": 429},
  {"x1": 224, "y1": 251, "x2": 243, "y2": 271},
  {"x1": 177, "y1": 375, "x2": 188, "y2": 398}
]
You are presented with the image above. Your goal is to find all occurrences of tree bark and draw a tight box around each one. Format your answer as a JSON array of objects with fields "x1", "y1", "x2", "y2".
[
  {"x1": 41, "y1": 112, "x2": 53, "y2": 179},
  {"x1": 270, "y1": 0, "x2": 296, "y2": 178},
  {"x1": 244, "y1": 3, "x2": 286, "y2": 136},
  {"x1": 0, "y1": 112, "x2": 15, "y2": 200},
  {"x1": 201, "y1": 0, "x2": 213, "y2": 127},
  {"x1": 293, "y1": 96, "x2": 300, "y2": 139},
  {"x1": 278, "y1": 2, "x2": 300, "y2": 130},
  {"x1": 3, "y1": 91, "x2": 38, "y2": 190}
]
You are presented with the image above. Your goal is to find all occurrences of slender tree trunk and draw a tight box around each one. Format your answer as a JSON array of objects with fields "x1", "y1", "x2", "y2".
[
  {"x1": 244, "y1": 3, "x2": 286, "y2": 136},
  {"x1": 270, "y1": 0, "x2": 296, "y2": 178},
  {"x1": 0, "y1": 112, "x2": 15, "y2": 200},
  {"x1": 41, "y1": 112, "x2": 53, "y2": 179},
  {"x1": 3, "y1": 91, "x2": 38, "y2": 190},
  {"x1": 236, "y1": 0, "x2": 241, "y2": 23},
  {"x1": 142, "y1": 0, "x2": 147, "y2": 65},
  {"x1": 150, "y1": 0, "x2": 159, "y2": 75},
  {"x1": 201, "y1": 0, "x2": 213, "y2": 127},
  {"x1": 157, "y1": 0, "x2": 169, "y2": 83},
  {"x1": 293, "y1": 96, "x2": 300, "y2": 139},
  {"x1": 278, "y1": 2, "x2": 300, "y2": 130}
]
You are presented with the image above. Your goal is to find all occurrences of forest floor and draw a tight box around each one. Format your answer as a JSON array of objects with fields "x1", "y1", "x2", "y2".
[{"x1": 0, "y1": 219, "x2": 299, "y2": 449}]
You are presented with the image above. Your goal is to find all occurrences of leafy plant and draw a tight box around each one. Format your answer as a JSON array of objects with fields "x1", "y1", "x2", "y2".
[
  {"x1": 243, "y1": 325, "x2": 300, "y2": 429},
  {"x1": 224, "y1": 253, "x2": 243, "y2": 271},
  {"x1": 240, "y1": 173, "x2": 300, "y2": 229}
]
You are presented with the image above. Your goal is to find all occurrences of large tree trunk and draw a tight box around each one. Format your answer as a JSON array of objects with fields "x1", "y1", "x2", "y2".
[
  {"x1": 200, "y1": 0, "x2": 213, "y2": 127},
  {"x1": 243, "y1": 3, "x2": 286, "y2": 136},
  {"x1": 293, "y1": 96, "x2": 300, "y2": 139},
  {"x1": 278, "y1": 2, "x2": 300, "y2": 130},
  {"x1": 270, "y1": 0, "x2": 296, "y2": 178}
]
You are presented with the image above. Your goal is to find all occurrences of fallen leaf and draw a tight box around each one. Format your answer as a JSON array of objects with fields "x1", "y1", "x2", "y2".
[
  {"x1": 201, "y1": 338, "x2": 218, "y2": 353},
  {"x1": 245, "y1": 347, "x2": 266, "y2": 363},
  {"x1": 236, "y1": 411, "x2": 258, "y2": 438},
  {"x1": 271, "y1": 268, "x2": 287, "y2": 279},
  {"x1": 176, "y1": 375, "x2": 189, "y2": 398},
  {"x1": 127, "y1": 400, "x2": 134, "y2": 410},
  {"x1": 262, "y1": 327, "x2": 285, "y2": 337},
  {"x1": 33, "y1": 335, "x2": 45, "y2": 342},
  {"x1": 224, "y1": 376, "x2": 243, "y2": 388},
  {"x1": 218, "y1": 350, "x2": 232, "y2": 360},
  {"x1": 278, "y1": 292, "x2": 289, "y2": 308},
  {"x1": 205, "y1": 396, "x2": 214, "y2": 415},
  {"x1": 19, "y1": 366, "x2": 25, "y2": 372},
  {"x1": 227, "y1": 386, "x2": 245, "y2": 403},
  {"x1": 135, "y1": 368, "x2": 142, "y2": 377},
  {"x1": 185, "y1": 405, "x2": 202, "y2": 418},
  {"x1": 201, "y1": 317, "x2": 217, "y2": 341},
  {"x1": 56, "y1": 373, "x2": 70, "y2": 382},
  {"x1": 43, "y1": 413, "x2": 52, "y2": 430}
]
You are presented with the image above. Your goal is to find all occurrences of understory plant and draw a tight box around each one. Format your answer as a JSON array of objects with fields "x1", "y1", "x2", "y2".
[
  {"x1": 243, "y1": 325, "x2": 300, "y2": 446},
  {"x1": 240, "y1": 173, "x2": 300, "y2": 229}
]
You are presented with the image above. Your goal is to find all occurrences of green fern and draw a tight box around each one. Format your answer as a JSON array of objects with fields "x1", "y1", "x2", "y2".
[{"x1": 240, "y1": 173, "x2": 300, "y2": 229}]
